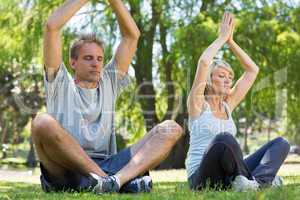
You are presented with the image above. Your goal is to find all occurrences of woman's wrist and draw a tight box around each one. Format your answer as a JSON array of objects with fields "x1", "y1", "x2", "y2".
[
  {"x1": 227, "y1": 40, "x2": 237, "y2": 48},
  {"x1": 216, "y1": 36, "x2": 228, "y2": 45}
]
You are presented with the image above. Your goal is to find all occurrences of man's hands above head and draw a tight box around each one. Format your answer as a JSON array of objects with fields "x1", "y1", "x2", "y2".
[
  {"x1": 43, "y1": 0, "x2": 89, "y2": 81},
  {"x1": 106, "y1": 0, "x2": 140, "y2": 76},
  {"x1": 43, "y1": 0, "x2": 140, "y2": 81}
]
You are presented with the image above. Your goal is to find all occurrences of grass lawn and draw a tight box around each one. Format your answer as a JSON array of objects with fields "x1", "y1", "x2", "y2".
[{"x1": 1, "y1": 170, "x2": 300, "y2": 200}]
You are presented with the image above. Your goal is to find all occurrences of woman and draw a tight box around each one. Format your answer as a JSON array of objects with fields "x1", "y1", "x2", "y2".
[{"x1": 185, "y1": 12, "x2": 290, "y2": 191}]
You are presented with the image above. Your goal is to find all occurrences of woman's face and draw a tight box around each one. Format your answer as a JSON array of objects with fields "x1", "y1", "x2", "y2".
[{"x1": 210, "y1": 66, "x2": 233, "y2": 96}]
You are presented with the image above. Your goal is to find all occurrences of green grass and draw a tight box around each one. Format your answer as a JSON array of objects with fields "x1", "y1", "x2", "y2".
[{"x1": 1, "y1": 176, "x2": 300, "y2": 200}]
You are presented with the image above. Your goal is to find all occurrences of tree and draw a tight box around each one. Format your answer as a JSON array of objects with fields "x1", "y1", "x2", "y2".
[{"x1": 0, "y1": 0, "x2": 299, "y2": 169}]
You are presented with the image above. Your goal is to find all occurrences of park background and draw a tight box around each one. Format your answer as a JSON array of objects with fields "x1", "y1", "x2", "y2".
[{"x1": 0, "y1": 0, "x2": 300, "y2": 199}]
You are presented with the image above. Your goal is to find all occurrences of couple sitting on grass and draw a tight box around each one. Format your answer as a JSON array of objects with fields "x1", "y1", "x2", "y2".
[{"x1": 31, "y1": 0, "x2": 290, "y2": 194}]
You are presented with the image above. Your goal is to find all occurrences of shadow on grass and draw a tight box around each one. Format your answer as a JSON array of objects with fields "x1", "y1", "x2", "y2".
[{"x1": 1, "y1": 178, "x2": 300, "y2": 200}]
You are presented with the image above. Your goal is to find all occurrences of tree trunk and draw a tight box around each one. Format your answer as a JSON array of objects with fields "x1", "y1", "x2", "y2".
[
  {"x1": 243, "y1": 122, "x2": 249, "y2": 154},
  {"x1": 26, "y1": 115, "x2": 37, "y2": 167},
  {"x1": 129, "y1": 1, "x2": 191, "y2": 169},
  {"x1": 157, "y1": 91, "x2": 189, "y2": 169},
  {"x1": 0, "y1": 121, "x2": 8, "y2": 159},
  {"x1": 26, "y1": 136, "x2": 37, "y2": 168},
  {"x1": 130, "y1": 1, "x2": 161, "y2": 131},
  {"x1": 267, "y1": 119, "x2": 272, "y2": 142},
  {"x1": 1, "y1": 125, "x2": 7, "y2": 145},
  {"x1": 157, "y1": 111, "x2": 189, "y2": 169}
]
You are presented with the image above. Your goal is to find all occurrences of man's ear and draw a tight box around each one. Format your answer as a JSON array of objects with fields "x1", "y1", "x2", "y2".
[{"x1": 70, "y1": 58, "x2": 76, "y2": 70}]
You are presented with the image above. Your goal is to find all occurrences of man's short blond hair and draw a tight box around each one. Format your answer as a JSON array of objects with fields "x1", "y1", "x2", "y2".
[{"x1": 70, "y1": 33, "x2": 104, "y2": 59}]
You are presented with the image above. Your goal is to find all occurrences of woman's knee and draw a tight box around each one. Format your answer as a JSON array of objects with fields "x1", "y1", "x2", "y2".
[
  {"x1": 208, "y1": 142, "x2": 239, "y2": 174},
  {"x1": 214, "y1": 132, "x2": 238, "y2": 146},
  {"x1": 215, "y1": 132, "x2": 235, "y2": 140},
  {"x1": 273, "y1": 137, "x2": 290, "y2": 155},
  {"x1": 212, "y1": 133, "x2": 243, "y2": 158}
]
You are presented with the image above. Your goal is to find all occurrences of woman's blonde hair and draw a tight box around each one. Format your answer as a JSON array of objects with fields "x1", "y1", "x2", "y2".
[{"x1": 204, "y1": 59, "x2": 234, "y2": 95}]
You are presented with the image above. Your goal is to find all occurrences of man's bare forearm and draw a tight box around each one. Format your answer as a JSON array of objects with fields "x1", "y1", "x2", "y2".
[
  {"x1": 46, "y1": 0, "x2": 89, "y2": 31},
  {"x1": 108, "y1": 0, "x2": 140, "y2": 39},
  {"x1": 43, "y1": 0, "x2": 89, "y2": 80}
]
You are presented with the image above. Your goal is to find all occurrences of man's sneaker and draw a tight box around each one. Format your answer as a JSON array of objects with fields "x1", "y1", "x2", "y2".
[
  {"x1": 89, "y1": 173, "x2": 120, "y2": 193},
  {"x1": 272, "y1": 176, "x2": 284, "y2": 187},
  {"x1": 232, "y1": 175, "x2": 260, "y2": 192},
  {"x1": 121, "y1": 176, "x2": 153, "y2": 193}
]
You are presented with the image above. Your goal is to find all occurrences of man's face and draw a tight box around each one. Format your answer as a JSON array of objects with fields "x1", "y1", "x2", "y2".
[{"x1": 71, "y1": 42, "x2": 104, "y2": 83}]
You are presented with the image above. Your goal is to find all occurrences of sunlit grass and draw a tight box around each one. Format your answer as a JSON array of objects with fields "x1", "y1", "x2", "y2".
[{"x1": 0, "y1": 170, "x2": 299, "y2": 200}]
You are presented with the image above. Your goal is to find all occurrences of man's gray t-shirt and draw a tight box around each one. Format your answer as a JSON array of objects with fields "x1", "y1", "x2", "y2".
[{"x1": 44, "y1": 58, "x2": 130, "y2": 158}]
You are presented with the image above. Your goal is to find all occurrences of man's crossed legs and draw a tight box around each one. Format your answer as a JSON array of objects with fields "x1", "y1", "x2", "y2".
[{"x1": 31, "y1": 113, "x2": 183, "y2": 193}]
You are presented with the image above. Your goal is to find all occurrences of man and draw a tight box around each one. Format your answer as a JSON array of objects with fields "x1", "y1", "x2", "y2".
[{"x1": 31, "y1": 0, "x2": 183, "y2": 194}]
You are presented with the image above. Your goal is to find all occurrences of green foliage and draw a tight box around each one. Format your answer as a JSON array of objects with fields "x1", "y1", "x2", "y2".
[
  {"x1": 0, "y1": 0, "x2": 300, "y2": 158},
  {"x1": 173, "y1": 1, "x2": 300, "y2": 144}
]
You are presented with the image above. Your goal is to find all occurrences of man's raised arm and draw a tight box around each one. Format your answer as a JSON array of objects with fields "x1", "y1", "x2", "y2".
[
  {"x1": 108, "y1": 0, "x2": 140, "y2": 76},
  {"x1": 44, "y1": 0, "x2": 89, "y2": 81}
]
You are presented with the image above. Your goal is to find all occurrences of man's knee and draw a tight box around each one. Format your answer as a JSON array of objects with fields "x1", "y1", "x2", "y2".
[
  {"x1": 155, "y1": 120, "x2": 183, "y2": 143},
  {"x1": 274, "y1": 137, "x2": 290, "y2": 155},
  {"x1": 31, "y1": 113, "x2": 59, "y2": 142}
]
